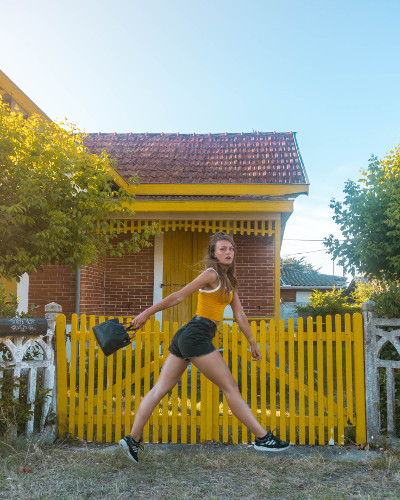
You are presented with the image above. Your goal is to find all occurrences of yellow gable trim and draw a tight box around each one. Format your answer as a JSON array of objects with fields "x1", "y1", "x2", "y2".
[
  {"x1": 122, "y1": 199, "x2": 294, "y2": 213},
  {"x1": 0, "y1": 70, "x2": 50, "y2": 119},
  {"x1": 128, "y1": 183, "x2": 309, "y2": 196},
  {"x1": 106, "y1": 166, "x2": 131, "y2": 190}
]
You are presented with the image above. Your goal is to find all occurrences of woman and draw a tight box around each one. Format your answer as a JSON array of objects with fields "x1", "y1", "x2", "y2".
[{"x1": 119, "y1": 232, "x2": 290, "y2": 463}]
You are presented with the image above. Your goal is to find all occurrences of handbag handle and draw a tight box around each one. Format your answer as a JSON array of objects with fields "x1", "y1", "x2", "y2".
[{"x1": 125, "y1": 324, "x2": 138, "y2": 333}]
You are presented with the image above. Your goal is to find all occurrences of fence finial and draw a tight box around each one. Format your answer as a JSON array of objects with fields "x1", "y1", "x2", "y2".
[{"x1": 45, "y1": 302, "x2": 62, "y2": 336}]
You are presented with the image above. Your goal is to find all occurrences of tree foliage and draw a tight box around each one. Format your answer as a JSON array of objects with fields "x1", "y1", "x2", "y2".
[
  {"x1": 281, "y1": 256, "x2": 315, "y2": 272},
  {"x1": 0, "y1": 102, "x2": 154, "y2": 279},
  {"x1": 324, "y1": 146, "x2": 400, "y2": 279}
]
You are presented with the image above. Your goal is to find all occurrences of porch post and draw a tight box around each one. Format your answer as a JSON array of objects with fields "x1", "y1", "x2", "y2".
[{"x1": 274, "y1": 219, "x2": 281, "y2": 322}]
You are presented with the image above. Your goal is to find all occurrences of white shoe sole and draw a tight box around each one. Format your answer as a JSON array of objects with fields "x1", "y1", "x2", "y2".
[
  {"x1": 254, "y1": 444, "x2": 291, "y2": 452},
  {"x1": 119, "y1": 439, "x2": 139, "y2": 463}
]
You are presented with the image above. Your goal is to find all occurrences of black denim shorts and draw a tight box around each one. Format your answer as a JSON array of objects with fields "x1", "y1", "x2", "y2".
[{"x1": 168, "y1": 316, "x2": 217, "y2": 360}]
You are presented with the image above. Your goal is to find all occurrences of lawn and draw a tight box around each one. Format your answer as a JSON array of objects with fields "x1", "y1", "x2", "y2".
[{"x1": 1, "y1": 437, "x2": 399, "y2": 499}]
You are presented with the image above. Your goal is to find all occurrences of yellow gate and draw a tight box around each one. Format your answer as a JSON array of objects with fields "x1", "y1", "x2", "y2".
[{"x1": 56, "y1": 313, "x2": 366, "y2": 445}]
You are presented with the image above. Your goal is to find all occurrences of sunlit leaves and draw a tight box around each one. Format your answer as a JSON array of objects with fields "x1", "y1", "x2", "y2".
[
  {"x1": 0, "y1": 102, "x2": 155, "y2": 279},
  {"x1": 324, "y1": 148, "x2": 400, "y2": 279}
]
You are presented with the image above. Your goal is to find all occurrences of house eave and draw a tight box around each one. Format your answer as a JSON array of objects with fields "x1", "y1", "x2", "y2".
[
  {"x1": 128, "y1": 182, "x2": 309, "y2": 197},
  {"x1": 121, "y1": 200, "x2": 294, "y2": 213}
]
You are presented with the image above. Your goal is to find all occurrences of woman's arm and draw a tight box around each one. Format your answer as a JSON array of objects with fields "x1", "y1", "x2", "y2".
[
  {"x1": 131, "y1": 269, "x2": 219, "y2": 329},
  {"x1": 231, "y1": 292, "x2": 262, "y2": 361}
]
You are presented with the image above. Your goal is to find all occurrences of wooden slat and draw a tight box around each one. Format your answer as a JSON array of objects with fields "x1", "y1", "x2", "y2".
[
  {"x1": 212, "y1": 334, "x2": 219, "y2": 442},
  {"x1": 269, "y1": 319, "x2": 277, "y2": 434},
  {"x1": 77, "y1": 316, "x2": 87, "y2": 440},
  {"x1": 222, "y1": 323, "x2": 229, "y2": 442},
  {"x1": 106, "y1": 351, "x2": 114, "y2": 442},
  {"x1": 288, "y1": 318, "x2": 296, "y2": 444},
  {"x1": 278, "y1": 319, "x2": 286, "y2": 441},
  {"x1": 353, "y1": 313, "x2": 366, "y2": 444},
  {"x1": 171, "y1": 322, "x2": 179, "y2": 443},
  {"x1": 297, "y1": 318, "x2": 306, "y2": 444},
  {"x1": 87, "y1": 316, "x2": 96, "y2": 442},
  {"x1": 190, "y1": 361, "x2": 198, "y2": 444},
  {"x1": 124, "y1": 339, "x2": 133, "y2": 437},
  {"x1": 143, "y1": 322, "x2": 151, "y2": 442},
  {"x1": 69, "y1": 315, "x2": 78, "y2": 437},
  {"x1": 259, "y1": 321, "x2": 267, "y2": 431},
  {"x1": 115, "y1": 326, "x2": 123, "y2": 442},
  {"x1": 250, "y1": 322, "x2": 258, "y2": 443},
  {"x1": 161, "y1": 324, "x2": 169, "y2": 443},
  {"x1": 231, "y1": 323, "x2": 239, "y2": 443},
  {"x1": 96, "y1": 316, "x2": 105, "y2": 442},
  {"x1": 241, "y1": 332, "x2": 248, "y2": 443},
  {"x1": 56, "y1": 314, "x2": 68, "y2": 436},
  {"x1": 152, "y1": 322, "x2": 160, "y2": 442},
  {"x1": 307, "y1": 317, "x2": 315, "y2": 445},
  {"x1": 316, "y1": 316, "x2": 325, "y2": 445}
]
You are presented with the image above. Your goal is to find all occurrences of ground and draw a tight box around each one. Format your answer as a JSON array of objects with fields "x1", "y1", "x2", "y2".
[{"x1": 1, "y1": 439, "x2": 399, "y2": 499}]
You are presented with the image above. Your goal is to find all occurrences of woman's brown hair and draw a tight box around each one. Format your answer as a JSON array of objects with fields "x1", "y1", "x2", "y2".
[{"x1": 204, "y1": 232, "x2": 238, "y2": 299}]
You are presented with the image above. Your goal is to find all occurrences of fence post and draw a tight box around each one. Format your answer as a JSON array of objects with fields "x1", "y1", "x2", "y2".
[
  {"x1": 44, "y1": 303, "x2": 62, "y2": 420},
  {"x1": 362, "y1": 301, "x2": 380, "y2": 442}
]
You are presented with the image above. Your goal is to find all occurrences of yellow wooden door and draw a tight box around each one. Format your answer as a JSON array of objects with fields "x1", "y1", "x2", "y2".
[
  {"x1": 0, "y1": 277, "x2": 17, "y2": 295},
  {"x1": 162, "y1": 230, "x2": 209, "y2": 324}
]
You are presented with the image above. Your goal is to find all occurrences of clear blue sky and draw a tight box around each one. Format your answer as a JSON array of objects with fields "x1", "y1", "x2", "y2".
[{"x1": 2, "y1": 0, "x2": 400, "y2": 277}]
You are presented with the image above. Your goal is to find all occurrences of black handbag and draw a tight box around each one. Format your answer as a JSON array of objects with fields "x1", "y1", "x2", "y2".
[{"x1": 92, "y1": 318, "x2": 136, "y2": 356}]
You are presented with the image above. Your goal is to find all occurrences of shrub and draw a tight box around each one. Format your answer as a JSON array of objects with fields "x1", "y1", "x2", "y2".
[
  {"x1": 295, "y1": 287, "x2": 360, "y2": 318},
  {"x1": 0, "y1": 284, "x2": 38, "y2": 318}
]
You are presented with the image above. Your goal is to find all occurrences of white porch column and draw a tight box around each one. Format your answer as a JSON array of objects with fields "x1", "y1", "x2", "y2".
[{"x1": 17, "y1": 273, "x2": 29, "y2": 315}]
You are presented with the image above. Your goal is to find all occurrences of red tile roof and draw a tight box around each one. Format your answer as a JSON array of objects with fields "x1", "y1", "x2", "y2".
[{"x1": 83, "y1": 132, "x2": 308, "y2": 185}]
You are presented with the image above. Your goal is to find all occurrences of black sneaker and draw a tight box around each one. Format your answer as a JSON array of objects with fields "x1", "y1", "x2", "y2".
[
  {"x1": 119, "y1": 435, "x2": 144, "y2": 463},
  {"x1": 254, "y1": 430, "x2": 290, "y2": 452}
]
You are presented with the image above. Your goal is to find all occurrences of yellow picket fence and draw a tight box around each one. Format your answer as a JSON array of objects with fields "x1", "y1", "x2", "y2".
[{"x1": 56, "y1": 313, "x2": 366, "y2": 445}]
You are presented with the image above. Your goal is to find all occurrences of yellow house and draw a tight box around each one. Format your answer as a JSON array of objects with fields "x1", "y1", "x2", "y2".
[{"x1": 1, "y1": 70, "x2": 309, "y2": 322}]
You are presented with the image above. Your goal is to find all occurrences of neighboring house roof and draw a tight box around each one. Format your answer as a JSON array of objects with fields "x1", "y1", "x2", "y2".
[
  {"x1": 83, "y1": 132, "x2": 309, "y2": 187},
  {"x1": 281, "y1": 268, "x2": 347, "y2": 288}
]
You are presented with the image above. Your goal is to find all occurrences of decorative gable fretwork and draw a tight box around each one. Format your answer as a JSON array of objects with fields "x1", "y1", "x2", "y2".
[{"x1": 105, "y1": 219, "x2": 277, "y2": 236}]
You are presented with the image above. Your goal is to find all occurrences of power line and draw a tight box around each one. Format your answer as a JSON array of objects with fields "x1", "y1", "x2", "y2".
[
  {"x1": 283, "y1": 238, "x2": 345, "y2": 242},
  {"x1": 282, "y1": 249, "x2": 329, "y2": 256}
]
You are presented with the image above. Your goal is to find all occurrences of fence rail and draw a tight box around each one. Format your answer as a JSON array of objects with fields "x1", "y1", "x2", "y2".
[{"x1": 56, "y1": 313, "x2": 366, "y2": 445}]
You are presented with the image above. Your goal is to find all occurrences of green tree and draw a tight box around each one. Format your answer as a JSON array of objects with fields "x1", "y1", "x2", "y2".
[
  {"x1": 281, "y1": 256, "x2": 316, "y2": 272},
  {"x1": 0, "y1": 102, "x2": 154, "y2": 280},
  {"x1": 324, "y1": 145, "x2": 400, "y2": 279}
]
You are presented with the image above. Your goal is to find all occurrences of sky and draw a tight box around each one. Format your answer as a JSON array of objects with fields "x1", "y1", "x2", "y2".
[{"x1": 2, "y1": 0, "x2": 400, "y2": 278}]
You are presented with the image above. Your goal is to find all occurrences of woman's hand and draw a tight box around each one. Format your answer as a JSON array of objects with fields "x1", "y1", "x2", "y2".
[
  {"x1": 131, "y1": 310, "x2": 150, "y2": 330},
  {"x1": 251, "y1": 344, "x2": 262, "y2": 361}
]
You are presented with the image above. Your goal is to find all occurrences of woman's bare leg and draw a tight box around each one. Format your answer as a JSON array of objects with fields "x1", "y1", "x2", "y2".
[
  {"x1": 130, "y1": 353, "x2": 189, "y2": 441},
  {"x1": 191, "y1": 350, "x2": 266, "y2": 438}
]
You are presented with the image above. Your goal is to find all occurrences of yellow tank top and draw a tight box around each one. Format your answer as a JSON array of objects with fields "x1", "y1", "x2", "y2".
[{"x1": 195, "y1": 269, "x2": 233, "y2": 322}]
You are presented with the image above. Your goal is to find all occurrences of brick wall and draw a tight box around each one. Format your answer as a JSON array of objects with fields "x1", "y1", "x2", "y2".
[
  {"x1": 28, "y1": 233, "x2": 275, "y2": 320},
  {"x1": 80, "y1": 257, "x2": 106, "y2": 316},
  {"x1": 235, "y1": 234, "x2": 275, "y2": 318},
  {"x1": 103, "y1": 238, "x2": 154, "y2": 317},
  {"x1": 29, "y1": 265, "x2": 76, "y2": 318}
]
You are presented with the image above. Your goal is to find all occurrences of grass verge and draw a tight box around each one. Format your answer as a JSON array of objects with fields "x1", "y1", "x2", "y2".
[{"x1": 1, "y1": 437, "x2": 399, "y2": 499}]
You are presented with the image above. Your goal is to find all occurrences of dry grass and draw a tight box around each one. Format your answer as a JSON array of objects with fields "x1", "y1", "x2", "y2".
[{"x1": 1, "y1": 437, "x2": 400, "y2": 499}]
